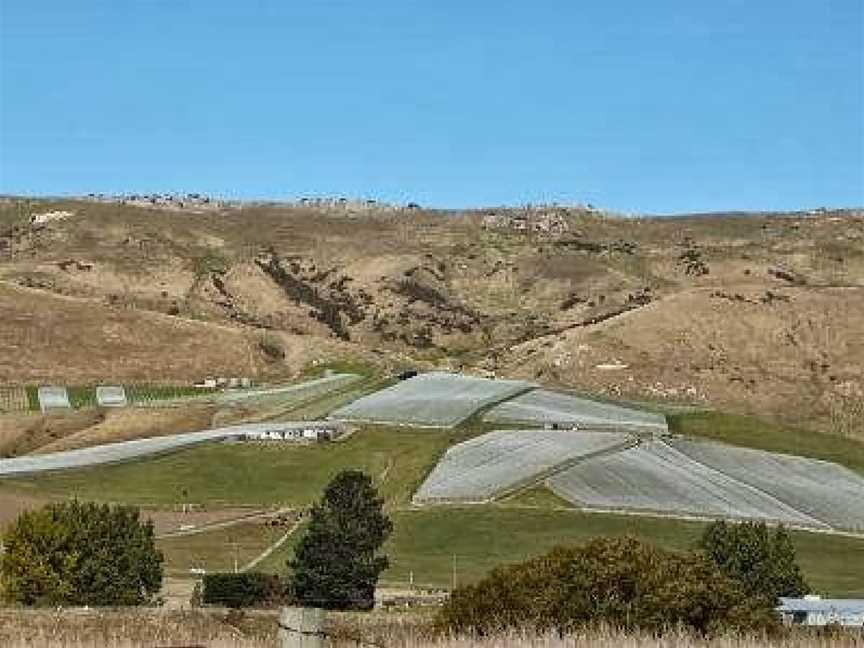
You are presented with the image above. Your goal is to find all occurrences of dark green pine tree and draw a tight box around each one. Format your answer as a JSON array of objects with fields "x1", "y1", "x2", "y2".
[
  {"x1": 699, "y1": 520, "x2": 809, "y2": 601},
  {"x1": 289, "y1": 470, "x2": 393, "y2": 610}
]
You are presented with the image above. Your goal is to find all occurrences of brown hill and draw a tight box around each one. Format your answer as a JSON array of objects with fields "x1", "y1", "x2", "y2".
[{"x1": 1, "y1": 198, "x2": 861, "y2": 434}]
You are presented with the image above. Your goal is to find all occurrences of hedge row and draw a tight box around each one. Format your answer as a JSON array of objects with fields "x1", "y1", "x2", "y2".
[{"x1": 202, "y1": 572, "x2": 288, "y2": 608}]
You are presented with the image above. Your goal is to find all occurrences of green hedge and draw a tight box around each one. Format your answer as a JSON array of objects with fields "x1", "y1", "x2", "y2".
[
  {"x1": 202, "y1": 572, "x2": 287, "y2": 608},
  {"x1": 67, "y1": 386, "x2": 97, "y2": 409},
  {"x1": 25, "y1": 386, "x2": 40, "y2": 411}
]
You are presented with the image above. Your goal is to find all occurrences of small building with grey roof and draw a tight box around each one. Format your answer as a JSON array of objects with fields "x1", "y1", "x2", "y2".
[{"x1": 778, "y1": 597, "x2": 864, "y2": 628}]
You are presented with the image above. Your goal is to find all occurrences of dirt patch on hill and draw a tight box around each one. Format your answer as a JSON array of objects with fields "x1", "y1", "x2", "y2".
[
  {"x1": 0, "y1": 410, "x2": 105, "y2": 457},
  {"x1": 31, "y1": 406, "x2": 218, "y2": 454}
]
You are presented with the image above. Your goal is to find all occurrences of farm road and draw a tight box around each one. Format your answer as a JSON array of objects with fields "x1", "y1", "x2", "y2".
[
  {"x1": 241, "y1": 516, "x2": 304, "y2": 572},
  {"x1": 155, "y1": 507, "x2": 292, "y2": 539}
]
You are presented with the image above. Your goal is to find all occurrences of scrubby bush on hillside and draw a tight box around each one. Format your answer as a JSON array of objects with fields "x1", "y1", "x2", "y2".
[
  {"x1": 288, "y1": 470, "x2": 392, "y2": 610},
  {"x1": 700, "y1": 520, "x2": 809, "y2": 600},
  {"x1": 0, "y1": 501, "x2": 163, "y2": 607},
  {"x1": 259, "y1": 331, "x2": 286, "y2": 360},
  {"x1": 436, "y1": 537, "x2": 778, "y2": 636},
  {"x1": 201, "y1": 572, "x2": 286, "y2": 608}
]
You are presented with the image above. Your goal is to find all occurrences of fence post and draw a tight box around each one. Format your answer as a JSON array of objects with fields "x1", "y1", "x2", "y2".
[{"x1": 279, "y1": 606, "x2": 326, "y2": 648}]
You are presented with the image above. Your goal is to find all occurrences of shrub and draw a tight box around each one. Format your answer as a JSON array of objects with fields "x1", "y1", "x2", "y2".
[
  {"x1": 25, "y1": 386, "x2": 40, "y2": 411},
  {"x1": 1, "y1": 501, "x2": 163, "y2": 607},
  {"x1": 259, "y1": 332, "x2": 286, "y2": 361},
  {"x1": 436, "y1": 537, "x2": 778, "y2": 636},
  {"x1": 202, "y1": 572, "x2": 286, "y2": 608},
  {"x1": 67, "y1": 386, "x2": 97, "y2": 409}
]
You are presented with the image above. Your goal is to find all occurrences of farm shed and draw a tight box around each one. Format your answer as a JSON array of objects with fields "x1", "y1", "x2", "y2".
[{"x1": 778, "y1": 597, "x2": 864, "y2": 628}]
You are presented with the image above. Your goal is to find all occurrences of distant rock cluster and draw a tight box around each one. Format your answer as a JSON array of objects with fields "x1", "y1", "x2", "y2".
[
  {"x1": 290, "y1": 197, "x2": 422, "y2": 213},
  {"x1": 30, "y1": 209, "x2": 73, "y2": 227},
  {"x1": 480, "y1": 203, "x2": 605, "y2": 234},
  {"x1": 81, "y1": 193, "x2": 423, "y2": 215},
  {"x1": 85, "y1": 192, "x2": 231, "y2": 212}
]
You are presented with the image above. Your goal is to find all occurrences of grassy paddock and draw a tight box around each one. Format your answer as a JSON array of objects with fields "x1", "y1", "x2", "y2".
[
  {"x1": 66, "y1": 386, "x2": 97, "y2": 409},
  {"x1": 0, "y1": 427, "x2": 450, "y2": 509},
  {"x1": 277, "y1": 375, "x2": 397, "y2": 421},
  {"x1": 669, "y1": 411, "x2": 864, "y2": 475},
  {"x1": 157, "y1": 521, "x2": 285, "y2": 576},
  {"x1": 126, "y1": 384, "x2": 216, "y2": 403},
  {"x1": 255, "y1": 505, "x2": 864, "y2": 597},
  {"x1": 502, "y1": 485, "x2": 577, "y2": 508}
]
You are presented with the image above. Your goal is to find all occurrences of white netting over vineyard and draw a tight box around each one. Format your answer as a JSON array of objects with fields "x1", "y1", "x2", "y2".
[
  {"x1": 549, "y1": 440, "x2": 826, "y2": 528},
  {"x1": 0, "y1": 422, "x2": 317, "y2": 477},
  {"x1": 484, "y1": 389, "x2": 667, "y2": 432},
  {"x1": 670, "y1": 438, "x2": 864, "y2": 531},
  {"x1": 414, "y1": 429, "x2": 631, "y2": 503},
  {"x1": 331, "y1": 372, "x2": 534, "y2": 428}
]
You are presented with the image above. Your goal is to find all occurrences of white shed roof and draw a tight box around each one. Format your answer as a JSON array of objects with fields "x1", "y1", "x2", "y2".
[{"x1": 778, "y1": 598, "x2": 864, "y2": 615}]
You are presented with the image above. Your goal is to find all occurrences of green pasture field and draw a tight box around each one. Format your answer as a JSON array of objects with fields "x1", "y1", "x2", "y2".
[
  {"x1": 126, "y1": 384, "x2": 215, "y2": 403},
  {"x1": 253, "y1": 504, "x2": 864, "y2": 597},
  {"x1": 301, "y1": 358, "x2": 381, "y2": 378},
  {"x1": 157, "y1": 521, "x2": 284, "y2": 576},
  {"x1": 277, "y1": 376, "x2": 396, "y2": 421},
  {"x1": 254, "y1": 521, "x2": 308, "y2": 574},
  {"x1": 2, "y1": 388, "x2": 861, "y2": 598},
  {"x1": 66, "y1": 386, "x2": 97, "y2": 409},
  {"x1": 669, "y1": 411, "x2": 864, "y2": 475},
  {"x1": 0, "y1": 426, "x2": 450, "y2": 509}
]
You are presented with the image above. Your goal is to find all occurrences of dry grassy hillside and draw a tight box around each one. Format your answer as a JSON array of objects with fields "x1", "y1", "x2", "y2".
[{"x1": 1, "y1": 198, "x2": 861, "y2": 432}]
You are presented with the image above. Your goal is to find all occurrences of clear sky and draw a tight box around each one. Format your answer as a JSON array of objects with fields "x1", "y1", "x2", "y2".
[{"x1": 1, "y1": 1, "x2": 862, "y2": 213}]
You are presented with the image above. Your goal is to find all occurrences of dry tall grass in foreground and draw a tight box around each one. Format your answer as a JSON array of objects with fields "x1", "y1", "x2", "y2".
[{"x1": 1, "y1": 608, "x2": 861, "y2": 648}]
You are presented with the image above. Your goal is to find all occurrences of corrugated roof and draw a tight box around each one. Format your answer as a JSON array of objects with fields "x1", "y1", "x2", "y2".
[{"x1": 778, "y1": 598, "x2": 864, "y2": 615}]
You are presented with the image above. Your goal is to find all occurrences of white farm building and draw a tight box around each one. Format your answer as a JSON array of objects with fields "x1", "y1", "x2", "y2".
[
  {"x1": 778, "y1": 597, "x2": 864, "y2": 628},
  {"x1": 243, "y1": 422, "x2": 346, "y2": 443}
]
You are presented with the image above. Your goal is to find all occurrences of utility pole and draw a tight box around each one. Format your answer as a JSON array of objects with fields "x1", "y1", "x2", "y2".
[{"x1": 231, "y1": 541, "x2": 240, "y2": 573}]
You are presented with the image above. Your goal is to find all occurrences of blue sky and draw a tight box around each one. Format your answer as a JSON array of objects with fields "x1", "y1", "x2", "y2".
[{"x1": 1, "y1": 1, "x2": 862, "y2": 213}]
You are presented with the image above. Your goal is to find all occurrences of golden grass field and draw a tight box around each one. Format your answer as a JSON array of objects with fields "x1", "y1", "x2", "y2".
[{"x1": 1, "y1": 608, "x2": 862, "y2": 648}]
